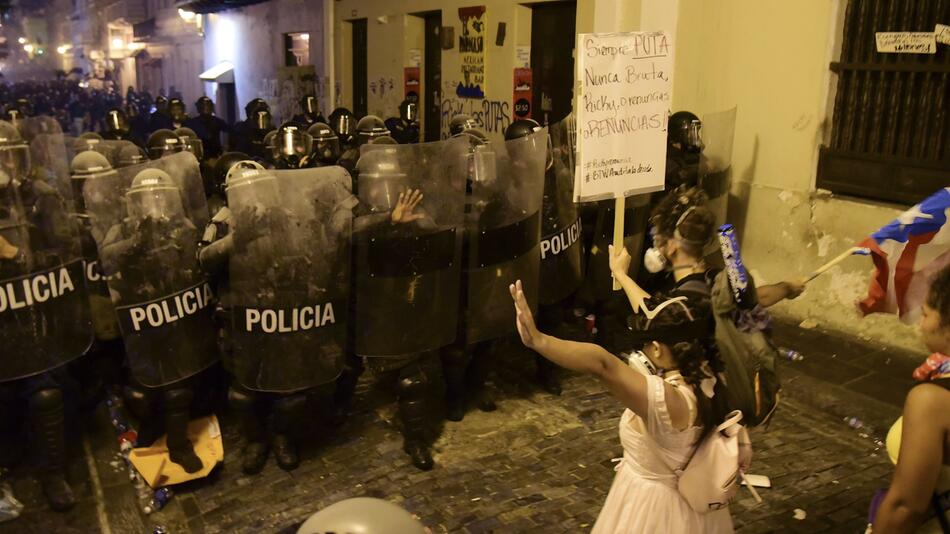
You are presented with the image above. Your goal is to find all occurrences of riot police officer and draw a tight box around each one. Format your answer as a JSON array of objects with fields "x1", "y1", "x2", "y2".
[
  {"x1": 230, "y1": 99, "x2": 273, "y2": 156},
  {"x1": 307, "y1": 122, "x2": 342, "y2": 167},
  {"x1": 146, "y1": 128, "x2": 185, "y2": 160},
  {"x1": 0, "y1": 119, "x2": 93, "y2": 511},
  {"x1": 293, "y1": 95, "x2": 326, "y2": 128},
  {"x1": 271, "y1": 123, "x2": 313, "y2": 169},
  {"x1": 148, "y1": 95, "x2": 171, "y2": 133},
  {"x1": 184, "y1": 96, "x2": 230, "y2": 159},
  {"x1": 384, "y1": 100, "x2": 420, "y2": 144},
  {"x1": 101, "y1": 108, "x2": 135, "y2": 143},
  {"x1": 327, "y1": 107, "x2": 356, "y2": 150},
  {"x1": 338, "y1": 115, "x2": 389, "y2": 174}
]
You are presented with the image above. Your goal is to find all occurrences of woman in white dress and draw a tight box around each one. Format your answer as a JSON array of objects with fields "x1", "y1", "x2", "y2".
[{"x1": 508, "y1": 271, "x2": 741, "y2": 533}]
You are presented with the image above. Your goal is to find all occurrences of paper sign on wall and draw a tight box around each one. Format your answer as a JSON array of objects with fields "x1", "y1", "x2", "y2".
[
  {"x1": 516, "y1": 45, "x2": 531, "y2": 68},
  {"x1": 513, "y1": 68, "x2": 532, "y2": 119},
  {"x1": 936, "y1": 24, "x2": 950, "y2": 46},
  {"x1": 457, "y1": 6, "x2": 487, "y2": 99},
  {"x1": 574, "y1": 31, "x2": 673, "y2": 202},
  {"x1": 404, "y1": 67, "x2": 420, "y2": 103},
  {"x1": 875, "y1": 32, "x2": 936, "y2": 54},
  {"x1": 408, "y1": 48, "x2": 422, "y2": 68}
]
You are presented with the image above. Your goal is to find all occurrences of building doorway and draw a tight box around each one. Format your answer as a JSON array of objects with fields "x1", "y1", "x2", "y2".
[
  {"x1": 422, "y1": 11, "x2": 442, "y2": 141},
  {"x1": 530, "y1": 1, "x2": 576, "y2": 125}
]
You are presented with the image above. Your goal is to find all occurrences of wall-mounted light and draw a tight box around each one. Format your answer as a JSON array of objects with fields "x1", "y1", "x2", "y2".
[
  {"x1": 178, "y1": 8, "x2": 196, "y2": 22},
  {"x1": 17, "y1": 37, "x2": 26, "y2": 44},
  {"x1": 127, "y1": 42, "x2": 145, "y2": 51},
  {"x1": 111, "y1": 37, "x2": 125, "y2": 49},
  {"x1": 56, "y1": 45, "x2": 68, "y2": 54},
  {"x1": 36, "y1": 48, "x2": 44, "y2": 55},
  {"x1": 23, "y1": 43, "x2": 33, "y2": 53}
]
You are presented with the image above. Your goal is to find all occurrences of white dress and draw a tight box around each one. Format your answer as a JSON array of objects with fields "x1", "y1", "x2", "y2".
[{"x1": 591, "y1": 372, "x2": 734, "y2": 534}]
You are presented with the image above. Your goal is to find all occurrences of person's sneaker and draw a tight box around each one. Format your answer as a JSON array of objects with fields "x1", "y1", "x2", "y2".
[
  {"x1": 41, "y1": 475, "x2": 75, "y2": 512},
  {"x1": 403, "y1": 441, "x2": 433, "y2": 471},
  {"x1": 241, "y1": 442, "x2": 269, "y2": 475},
  {"x1": 273, "y1": 434, "x2": 299, "y2": 471}
]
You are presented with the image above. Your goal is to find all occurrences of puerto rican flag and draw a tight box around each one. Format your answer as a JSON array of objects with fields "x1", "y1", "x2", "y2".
[{"x1": 859, "y1": 188, "x2": 950, "y2": 324}]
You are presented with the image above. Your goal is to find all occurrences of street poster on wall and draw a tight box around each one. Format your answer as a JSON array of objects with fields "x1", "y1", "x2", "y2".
[
  {"x1": 404, "y1": 67, "x2": 420, "y2": 103},
  {"x1": 457, "y1": 5, "x2": 486, "y2": 99},
  {"x1": 574, "y1": 31, "x2": 673, "y2": 202},
  {"x1": 513, "y1": 68, "x2": 532, "y2": 119},
  {"x1": 277, "y1": 65, "x2": 317, "y2": 124}
]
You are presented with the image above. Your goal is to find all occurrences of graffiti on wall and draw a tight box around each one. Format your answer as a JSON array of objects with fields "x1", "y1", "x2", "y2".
[
  {"x1": 276, "y1": 65, "x2": 317, "y2": 123},
  {"x1": 457, "y1": 5, "x2": 486, "y2": 99},
  {"x1": 440, "y1": 97, "x2": 511, "y2": 138}
]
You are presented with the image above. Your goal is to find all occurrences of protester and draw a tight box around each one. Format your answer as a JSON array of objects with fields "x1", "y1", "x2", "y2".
[{"x1": 873, "y1": 264, "x2": 950, "y2": 531}]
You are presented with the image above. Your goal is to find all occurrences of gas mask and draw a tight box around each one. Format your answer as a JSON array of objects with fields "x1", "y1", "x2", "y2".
[
  {"x1": 643, "y1": 246, "x2": 668, "y2": 274},
  {"x1": 627, "y1": 350, "x2": 659, "y2": 375}
]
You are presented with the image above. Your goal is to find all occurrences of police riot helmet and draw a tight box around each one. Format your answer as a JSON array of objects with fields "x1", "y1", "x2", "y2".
[
  {"x1": 354, "y1": 115, "x2": 390, "y2": 147},
  {"x1": 301, "y1": 95, "x2": 319, "y2": 116},
  {"x1": 0, "y1": 120, "x2": 30, "y2": 179},
  {"x1": 224, "y1": 160, "x2": 280, "y2": 212},
  {"x1": 505, "y1": 119, "x2": 542, "y2": 141},
  {"x1": 245, "y1": 98, "x2": 269, "y2": 120},
  {"x1": 70, "y1": 150, "x2": 117, "y2": 211},
  {"x1": 399, "y1": 99, "x2": 418, "y2": 123},
  {"x1": 146, "y1": 129, "x2": 183, "y2": 160},
  {"x1": 253, "y1": 110, "x2": 274, "y2": 131},
  {"x1": 356, "y1": 146, "x2": 407, "y2": 212},
  {"x1": 449, "y1": 114, "x2": 480, "y2": 137},
  {"x1": 154, "y1": 95, "x2": 169, "y2": 114},
  {"x1": 126, "y1": 168, "x2": 184, "y2": 220},
  {"x1": 211, "y1": 151, "x2": 252, "y2": 196},
  {"x1": 272, "y1": 122, "x2": 313, "y2": 169},
  {"x1": 307, "y1": 122, "x2": 341, "y2": 166},
  {"x1": 14, "y1": 98, "x2": 32, "y2": 117},
  {"x1": 668, "y1": 111, "x2": 703, "y2": 153},
  {"x1": 174, "y1": 127, "x2": 204, "y2": 161},
  {"x1": 105, "y1": 108, "x2": 130, "y2": 133},
  {"x1": 79, "y1": 131, "x2": 104, "y2": 142},
  {"x1": 168, "y1": 98, "x2": 187, "y2": 123},
  {"x1": 116, "y1": 142, "x2": 148, "y2": 168},
  {"x1": 327, "y1": 107, "x2": 355, "y2": 144},
  {"x1": 195, "y1": 96, "x2": 214, "y2": 116}
]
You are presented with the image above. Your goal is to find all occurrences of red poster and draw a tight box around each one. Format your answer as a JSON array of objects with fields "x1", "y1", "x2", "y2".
[
  {"x1": 404, "y1": 67, "x2": 420, "y2": 103},
  {"x1": 513, "y1": 68, "x2": 532, "y2": 119}
]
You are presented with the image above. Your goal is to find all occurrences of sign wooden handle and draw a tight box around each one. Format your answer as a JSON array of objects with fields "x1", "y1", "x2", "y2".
[{"x1": 612, "y1": 196, "x2": 625, "y2": 291}]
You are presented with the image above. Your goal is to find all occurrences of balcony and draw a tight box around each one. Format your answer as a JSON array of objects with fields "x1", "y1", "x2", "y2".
[{"x1": 174, "y1": 0, "x2": 268, "y2": 15}]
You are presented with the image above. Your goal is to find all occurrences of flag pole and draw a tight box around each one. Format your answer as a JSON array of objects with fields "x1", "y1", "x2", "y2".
[{"x1": 806, "y1": 246, "x2": 871, "y2": 283}]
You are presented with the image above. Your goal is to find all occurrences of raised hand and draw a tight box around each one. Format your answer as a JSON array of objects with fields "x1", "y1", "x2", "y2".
[
  {"x1": 509, "y1": 279, "x2": 542, "y2": 350},
  {"x1": 391, "y1": 189, "x2": 425, "y2": 224}
]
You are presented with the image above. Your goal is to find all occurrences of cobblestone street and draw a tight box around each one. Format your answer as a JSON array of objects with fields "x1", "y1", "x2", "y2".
[{"x1": 1, "y1": 321, "x2": 909, "y2": 533}]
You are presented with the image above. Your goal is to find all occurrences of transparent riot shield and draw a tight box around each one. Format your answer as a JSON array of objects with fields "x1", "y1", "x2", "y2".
[
  {"x1": 227, "y1": 165, "x2": 353, "y2": 392},
  {"x1": 539, "y1": 114, "x2": 583, "y2": 306},
  {"x1": 0, "y1": 119, "x2": 92, "y2": 382},
  {"x1": 83, "y1": 151, "x2": 218, "y2": 387},
  {"x1": 464, "y1": 129, "x2": 545, "y2": 344},
  {"x1": 354, "y1": 139, "x2": 466, "y2": 358},
  {"x1": 699, "y1": 107, "x2": 737, "y2": 257}
]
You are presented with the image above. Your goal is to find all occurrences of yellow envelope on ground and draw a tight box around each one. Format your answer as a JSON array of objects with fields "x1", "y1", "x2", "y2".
[{"x1": 129, "y1": 415, "x2": 224, "y2": 488}]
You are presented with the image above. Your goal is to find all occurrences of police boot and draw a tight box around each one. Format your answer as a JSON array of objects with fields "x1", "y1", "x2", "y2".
[
  {"x1": 397, "y1": 364, "x2": 433, "y2": 471},
  {"x1": 536, "y1": 355, "x2": 562, "y2": 396},
  {"x1": 163, "y1": 388, "x2": 202, "y2": 473},
  {"x1": 272, "y1": 393, "x2": 306, "y2": 471},
  {"x1": 30, "y1": 388, "x2": 75, "y2": 512},
  {"x1": 330, "y1": 354, "x2": 364, "y2": 427},
  {"x1": 123, "y1": 384, "x2": 161, "y2": 446},
  {"x1": 468, "y1": 342, "x2": 497, "y2": 413},
  {"x1": 440, "y1": 345, "x2": 468, "y2": 422},
  {"x1": 229, "y1": 387, "x2": 269, "y2": 475}
]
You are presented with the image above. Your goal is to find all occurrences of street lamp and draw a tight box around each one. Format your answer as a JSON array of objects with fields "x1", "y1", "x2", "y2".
[
  {"x1": 17, "y1": 37, "x2": 26, "y2": 44},
  {"x1": 23, "y1": 44, "x2": 33, "y2": 53},
  {"x1": 56, "y1": 45, "x2": 68, "y2": 54}
]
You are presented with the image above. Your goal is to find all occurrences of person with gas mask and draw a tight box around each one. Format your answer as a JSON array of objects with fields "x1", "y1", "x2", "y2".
[
  {"x1": 338, "y1": 115, "x2": 390, "y2": 175},
  {"x1": 293, "y1": 95, "x2": 326, "y2": 128},
  {"x1": 307, "y1": 122, "x2": 342, "y2": 167},
  {"x1": 184, "y1": 96, "x2": 231, "y2": 160},
  {"x1": 198, "y1": 161, "x2": 353, "y2": 474},
  {"x1": 167, "y1": 98, "x2": 188, "y2": 130},
  {"x1": 87, "y1": 154, "x2": 219, "y2": 475},
  {"x1": 438, "y1": 125, "x2": 545, "y2": 421},
  {"x1": 504, "y1": 118, "x2": 582, "y2": 396},
  {"x1": 271, "y1": 123, "x2": 313, "y2": 169},
  {"x1": 327, "y1": 107, "x2": 356, "y2": 151},
  {"x1": 148, "y1": 95, "x2": 171, "y2": 133},
  {"x1": 334, "y1": 143, "x2": 465, "y2": 470},
  {"x1": 230, "y1": 99, "x2": 274, "y2": 157},
  {"x1": 384, "y1": 100, "x2": 420, "y2": 145},
  {"x1": 146, "y1": 129, "x2": 185, "y2": 160},
  {"x1": 0, "y1": 119, "x2": 94, "y2": 511}
]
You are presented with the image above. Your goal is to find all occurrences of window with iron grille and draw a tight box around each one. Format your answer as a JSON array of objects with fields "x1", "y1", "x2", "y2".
[{"x1": 818, "y1": 0, "x2": 949, "y2": 205}]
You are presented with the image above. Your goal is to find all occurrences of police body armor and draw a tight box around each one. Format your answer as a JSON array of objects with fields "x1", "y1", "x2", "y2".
[
  {"x1": 83, "y1": 152, "x2": 218, "y2": 387},
  {"x1": 227, "y1": 165, "x2": 353, "y2": 392},
  {"x1": 537, "y1": 116, "x2": 582, "y2": 305},
  {"x1": 461, "y1": 129, "x2": 545, "y2": 344},
  {"x1": 354, "y1": 140, "x2": 465, "y2": 358},
  {"x1": 0, "y1": 118, "x2": 93, "y2": 383}
]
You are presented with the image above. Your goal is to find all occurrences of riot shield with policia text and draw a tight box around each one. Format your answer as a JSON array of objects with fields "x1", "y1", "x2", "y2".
[
  {"x1": 462, "y1": 128, "x2": 545, "y2": 344},
  {"x1": 539, "y1": 114, "x2": 583, "y2": 306},
  {"x1": 354, "y1": 138, "x2": 465, "y2": 358},
  {"x1": 83, "y1": 151, "x2": 218, "y2": 387},
  {"x1": 0, "y1": 118, "x2": 93, "y2": 382},
  {"x1": 227, "y1": 164, "x2": 353, "y2": 392}
]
